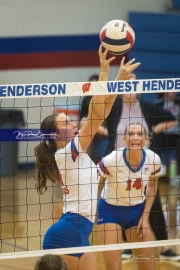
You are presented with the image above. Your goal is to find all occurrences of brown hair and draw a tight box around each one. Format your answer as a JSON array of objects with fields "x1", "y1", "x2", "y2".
[
  {"x1": 34, "y1": 114, "x2": 59, "y2": 194},
  {"x1": 34, "y1": 254, "x2": 68, "y2": 270},
  {"x1": 124, "y1": 122, "x2": 147, "y2": 136}
]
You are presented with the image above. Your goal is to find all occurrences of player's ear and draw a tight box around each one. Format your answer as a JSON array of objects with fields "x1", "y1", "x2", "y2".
[{"x1": 146, "y1": 138, "x2": 150, "y2": 148}]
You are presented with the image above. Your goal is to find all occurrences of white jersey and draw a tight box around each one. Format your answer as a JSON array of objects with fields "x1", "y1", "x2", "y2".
[
  {"x1": 55, "y1": 136, "x2": 99, "y2": 223},
  {"x1": 98, "y1": 148, "x2": 161, "y2": 206}
]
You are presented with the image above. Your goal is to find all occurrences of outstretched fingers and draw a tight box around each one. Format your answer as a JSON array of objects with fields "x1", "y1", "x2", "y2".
[
  {"x1": 120, "y1": 57, "x2": 140, "y2": 71},
  {"x1": 99, "y1": 44, "x2": 109, "y2": 59},
  {"x1": 115, "y1": 57, "x2": 140, "y2": 81},
  {"x1": 119, "y1": 57, "x2": 135, "y2": 70},
  {"x1": 102, "y1": 47, "x2": 109, "y2": 59},
  {"x1": 127, "y1": 62, "x2": 141, "y2": 72},
  {"x1": 98, "y1": 44, "x2": 103, "y2": 55},
  {"x1": 99, "y1": 44, "x2": 116, "y2": 78},
  {"x1": 120, "y1": 56, "x2": 125, "y2": 67},
  {"x1": 107, "y1": 55, "x2": 116, "y2": 64},
  {"x1": 99, "y1": 44, "x2": 116, "y2": 63},
  {"x1": 124, "y1": 58, "x2": 136, "y2": 66}
]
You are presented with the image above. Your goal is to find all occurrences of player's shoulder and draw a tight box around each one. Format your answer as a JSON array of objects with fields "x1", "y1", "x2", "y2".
[
  {"x1": 106, "y1": 147, "x2": 124, "y2": 158},
  {"x1": 55, "y1": 136, "x2": 79, "y2": 156},
  {"x1": 103, "y1": 147, "x2": 124, "y2": 163}
]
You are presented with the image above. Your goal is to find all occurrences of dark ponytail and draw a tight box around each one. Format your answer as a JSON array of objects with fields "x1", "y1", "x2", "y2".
[{"x1": 34, "y1": 114, "x2": 59, "y2": 194}]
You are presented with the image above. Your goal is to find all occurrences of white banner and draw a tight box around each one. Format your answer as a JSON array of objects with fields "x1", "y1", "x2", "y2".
[{"x1": 1, "y1": 78, "x2": 180, "y2": 99}]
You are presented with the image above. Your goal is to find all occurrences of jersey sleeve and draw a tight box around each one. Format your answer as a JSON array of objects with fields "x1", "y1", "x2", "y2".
[
  {"x1": 150, "y1": 153, "x2": 161, "y2": 177},
  {"x1": 55, "y1": 135, "x2": 83, "y2": 166},
  {"x1": 97, "y1": 152, "x2": 115, "y2": 177}
]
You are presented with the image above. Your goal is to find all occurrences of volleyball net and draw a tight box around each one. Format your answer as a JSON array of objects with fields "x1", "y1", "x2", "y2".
[{"x1": 0, "y1": 78, "x2": 180, "y2": 265}]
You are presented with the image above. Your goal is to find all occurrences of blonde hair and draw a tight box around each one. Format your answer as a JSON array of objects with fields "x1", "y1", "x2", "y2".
[
  {"x1": 124, "y1": 122, "x2": 147, "y2": 136},
  {"x1": 124, "y1": 122, "x2": 150, "y2": 147}
]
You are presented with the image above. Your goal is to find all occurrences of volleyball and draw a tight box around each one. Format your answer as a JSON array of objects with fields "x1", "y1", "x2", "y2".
[{"x1": 99, "y1": 20, "x2": 135, "y2": 55}]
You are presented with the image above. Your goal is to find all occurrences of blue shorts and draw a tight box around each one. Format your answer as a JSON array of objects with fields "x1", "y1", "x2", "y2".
[
  {"x1": 97, "y1": 198, "x2": 144, "y2": 230},
  {"x1": 43, "y1": 212, "x2": 93, "y2": 258}
]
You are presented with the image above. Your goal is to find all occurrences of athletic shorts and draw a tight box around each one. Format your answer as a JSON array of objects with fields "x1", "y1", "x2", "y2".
[
  {"x1": 97, "y1": 198, "x2": 144, "y2": 230},
  {"x1": 43, "y1": 212, "x2": 93, "y2": 258}
]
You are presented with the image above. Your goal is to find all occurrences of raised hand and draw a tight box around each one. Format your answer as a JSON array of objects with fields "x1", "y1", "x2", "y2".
[
  {"x1": 98, "y1": 45, "x2": 116, "y2": 81},
  {"x1": 115, "y1": 57, "x2": 140, "y2": 81}
]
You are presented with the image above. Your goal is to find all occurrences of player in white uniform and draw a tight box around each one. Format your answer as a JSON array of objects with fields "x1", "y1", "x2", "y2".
[
  {"x1": 97, "y1": 122, "x2": 161, "y2": 270},
  {"x1": 34, "y1": 46, "x2": 140, "y2": 270},
  {"x1": 55, "y1": 135, "x2": 99, "y2": 222}
]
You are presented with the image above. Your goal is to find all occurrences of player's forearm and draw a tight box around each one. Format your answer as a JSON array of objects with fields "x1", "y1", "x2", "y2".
[
  {"x1": 153, "y1": 120, "x2": 178, "y2": 134},
  {"x1": 99, "y1": 71, "x2": 108, "y2": 81},
  {"x1": 104, "y1": 95, "x2": 117, "y2": 118},
  {"x1": 143, "y1": 183, "x2": 158, "y2": 219},
  {"x1": 88, "y1": 95, "x2": 108, "y2": 121},
  {"x1": 80, "y1": 117, "x2": 108, "y2": 136},
  {"x1": 88, "y1": 67, "x2": 112, "y2": 121}
]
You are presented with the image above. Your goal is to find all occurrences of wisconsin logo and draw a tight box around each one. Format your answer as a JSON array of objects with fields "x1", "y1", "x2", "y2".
[{"x1": 82, "y1": 82, "x2": 91, "y2": 93}]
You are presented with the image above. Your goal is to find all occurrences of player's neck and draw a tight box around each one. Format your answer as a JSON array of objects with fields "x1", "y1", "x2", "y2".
[
  {"x1": 126, "y1": 149, "x2": 143, "y2": 168},
  {"x1": 56, "y1": 140, "x2": 68, "y2": 149}
]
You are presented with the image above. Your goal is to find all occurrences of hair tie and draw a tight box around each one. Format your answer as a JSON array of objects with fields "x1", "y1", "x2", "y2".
[{"x1": 41, "y1": 135, "x2": 47, "y2": 143}]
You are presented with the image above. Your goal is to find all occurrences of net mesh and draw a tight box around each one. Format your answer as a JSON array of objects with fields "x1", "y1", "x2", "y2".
[{"x1": 0, "y1": 79, "x2": 180, "y2": 268}]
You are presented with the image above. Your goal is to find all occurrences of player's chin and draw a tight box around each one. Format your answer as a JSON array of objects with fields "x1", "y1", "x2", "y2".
[
  {"x1": 68, "y1": 135, "x2": 76, "y2": 141},
  {"x1": 130, "y1": 144, "x2": 142, "y2": 150},
  {"x1": 63, "y1": 135, "x2": 76, "y2": 142}
]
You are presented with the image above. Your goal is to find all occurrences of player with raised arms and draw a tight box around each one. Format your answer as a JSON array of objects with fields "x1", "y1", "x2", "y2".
[
  {"x1": 97, "y1": 122, "x2": 161, "y2": 270},
  {"x1": 34, "y1": 45, "x2": 140, "y2": 270}
]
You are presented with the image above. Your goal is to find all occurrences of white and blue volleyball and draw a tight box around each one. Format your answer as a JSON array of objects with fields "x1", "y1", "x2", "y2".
[{"x1": 100, "y1": 20, "x2": 135, "y2": 55}]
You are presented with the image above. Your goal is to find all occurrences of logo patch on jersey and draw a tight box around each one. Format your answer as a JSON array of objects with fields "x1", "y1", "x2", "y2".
[
  {"x1": 98, "y1": 218, "x2": 103, "y2": 222},
  {"x1": 145, "y1": 168, "x2": 149, "y2": 173}
]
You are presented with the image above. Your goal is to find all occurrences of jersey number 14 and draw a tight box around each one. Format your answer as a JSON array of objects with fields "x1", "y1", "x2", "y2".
[{"x1": 126, "y1": 178, "x2": 142, "y2": 190}]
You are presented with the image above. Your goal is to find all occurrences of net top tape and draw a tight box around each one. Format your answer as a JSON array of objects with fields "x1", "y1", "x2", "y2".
[
  {"x1": 0, "y1": 239, "x2": 179, "y2": 260},
  {"x1": 0, "y1": 78, "x2": 180, "y2": 99}
]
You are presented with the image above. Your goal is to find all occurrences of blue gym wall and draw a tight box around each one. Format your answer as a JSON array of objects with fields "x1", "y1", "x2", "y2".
[{"x1": 128, "y1": 10, "x2": 180, "y2": 101}]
